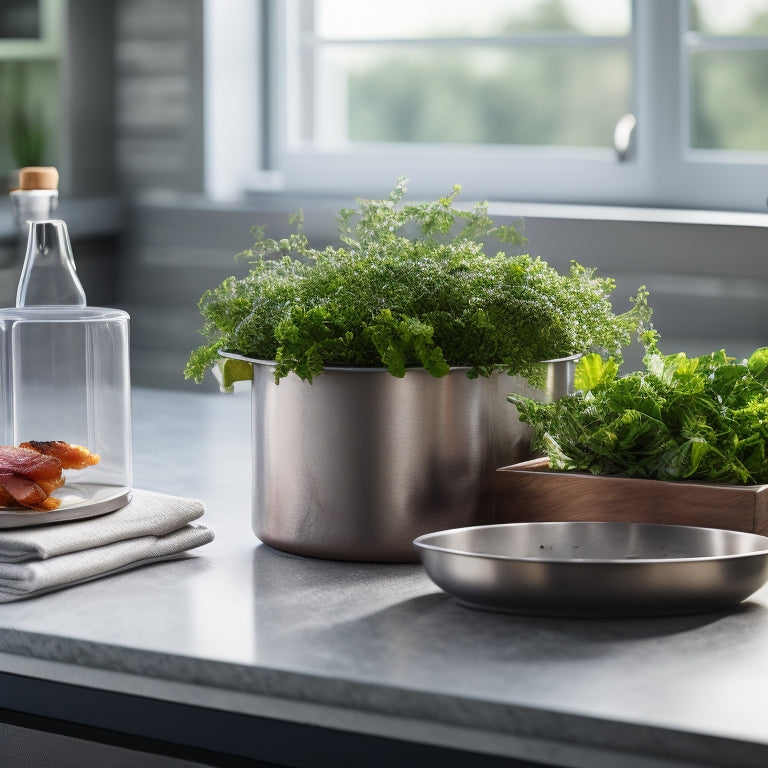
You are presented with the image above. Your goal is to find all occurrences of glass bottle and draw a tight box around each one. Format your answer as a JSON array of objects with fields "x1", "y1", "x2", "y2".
[
  {"x1": 16, "y1": 220, "x2": 87, "y2": 307},
  {"x1": 11, "y1": 167, "x2": 86, "y2": 307}
]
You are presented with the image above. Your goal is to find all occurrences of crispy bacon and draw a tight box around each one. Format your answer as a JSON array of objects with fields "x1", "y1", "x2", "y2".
[
  {"x1": 0, "y1": 441, "x2": 98, "y2": 512},
  {"x1": 19, "y1": 440, "x2": 100, "y2": 470},
  {"x1": 29, "y1": 495, "x2": 62, "y2": 511}
]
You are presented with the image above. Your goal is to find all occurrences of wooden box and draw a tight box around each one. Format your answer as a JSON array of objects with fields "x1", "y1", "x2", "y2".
[{"x1": 495, "y1": 458, "x2": 768, "y2": 535}]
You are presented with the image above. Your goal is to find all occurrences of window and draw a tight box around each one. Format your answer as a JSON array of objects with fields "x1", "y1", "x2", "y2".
[
  {"x1": 688, "y1": 0, "x2": 768, "y2": 153},
  {"x1": 0, "y1": 0, "x2": 61, "y2": 174},
  {"x1": 291, "y1": 1, "x2": 631, "y2": 149},
  {"x1": 240, "y1": 1, "x2": 768, "y2": 211},
  {"x1": 0, "y1": 0, "x2": 41, "y2": 39}
]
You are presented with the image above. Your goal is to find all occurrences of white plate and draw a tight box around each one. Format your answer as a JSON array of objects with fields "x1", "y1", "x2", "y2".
[{"x1": 0, "y1": 484, "x2": 132, "y2": 528}]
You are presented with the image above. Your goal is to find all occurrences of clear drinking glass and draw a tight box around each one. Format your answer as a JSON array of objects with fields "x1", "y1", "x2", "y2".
[{"x1": 0, "y1": 305, "x2": 132, "y2": 513}]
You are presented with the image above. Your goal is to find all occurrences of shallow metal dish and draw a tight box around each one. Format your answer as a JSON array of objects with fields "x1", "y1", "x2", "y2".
[{"x1": 413, "y1": 521, "x2": 768, "y2": 617}]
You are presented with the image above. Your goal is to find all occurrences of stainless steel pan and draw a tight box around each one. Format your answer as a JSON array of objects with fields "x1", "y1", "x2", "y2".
[{"x1": 414, "y1": 521, "x2": 768, "y2": 616}]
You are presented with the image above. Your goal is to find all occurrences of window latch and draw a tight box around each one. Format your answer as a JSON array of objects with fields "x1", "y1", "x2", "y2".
[{"x1": 614, "y1": 113, "x2": 636, "y2": 162}]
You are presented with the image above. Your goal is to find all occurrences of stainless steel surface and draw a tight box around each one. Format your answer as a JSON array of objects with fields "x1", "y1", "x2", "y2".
[
  {"x1": 414, "y1": 521, "x2": 768, "y2": 616},
  {"x1": 542, "y1": 353, "x2": 578, "y2": 401},
  {"x1": 233, "y1": 356, "x2": 578, "y2": 562}
]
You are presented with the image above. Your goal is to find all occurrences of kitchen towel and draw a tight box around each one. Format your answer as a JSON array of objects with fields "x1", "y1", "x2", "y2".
[{"x1": 0, "y1": 489, "x2": 214, "y2": 602}]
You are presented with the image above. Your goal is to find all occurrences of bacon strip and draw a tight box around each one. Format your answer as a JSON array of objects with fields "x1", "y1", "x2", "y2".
[
  {"x1": 0, "y1": 442, "x2": 99, "y2": 511},
  {"x1": 20, "y1": 441, "x2": 100, "y2": 470},
  {"x1": 0, "y1": 446, "x2": 62, "y2": 480},
  {"x1": 0, "y1": 445, "x2": 66, "y2": 511},
  {"x1": 0, "y1": 474, "x2": 50, "y2": 508}
]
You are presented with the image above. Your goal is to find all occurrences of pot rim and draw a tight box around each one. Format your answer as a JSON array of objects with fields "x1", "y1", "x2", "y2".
[{"x1": 219, "y1": 349, "x2": 582, "y2": 373}]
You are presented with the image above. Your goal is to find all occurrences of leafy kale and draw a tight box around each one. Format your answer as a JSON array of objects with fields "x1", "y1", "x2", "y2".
[
  {"x1": 510, "y1": 330, "x2": 768, "y2": 484},
  {"x1": 185, "y1": 180, "x2": 651, "y2": 384}
]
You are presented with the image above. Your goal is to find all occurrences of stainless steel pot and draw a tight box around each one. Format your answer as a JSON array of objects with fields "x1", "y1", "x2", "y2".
[{"x1": 230, "y1": 355, "x2": 577, "y2": 562}]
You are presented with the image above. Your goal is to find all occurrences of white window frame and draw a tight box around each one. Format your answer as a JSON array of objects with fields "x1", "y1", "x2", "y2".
[
  {"x1": 637, "y1": 1, "x2": 768, "y2": 212},
  {"x1": 203, "y1": 0, "x2": 262, "y2": 200},
  {"x1": 224, "y1": 0, "x2": 768, "y2": 212}
]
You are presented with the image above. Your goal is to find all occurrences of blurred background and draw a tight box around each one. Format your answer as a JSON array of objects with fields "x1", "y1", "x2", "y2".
[{"x1": 2, "y1": 0, "x2": 768, "y2": 388}]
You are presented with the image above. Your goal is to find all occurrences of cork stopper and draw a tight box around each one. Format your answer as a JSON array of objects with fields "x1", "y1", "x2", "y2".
[{"x1": 18, "y1": 167, "x2": 59, "y2": 191}]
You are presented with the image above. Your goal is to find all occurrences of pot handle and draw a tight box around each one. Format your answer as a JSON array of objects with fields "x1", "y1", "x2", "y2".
[{"x1": 213, "y1": 358, "x2": 253, "y2": 393}]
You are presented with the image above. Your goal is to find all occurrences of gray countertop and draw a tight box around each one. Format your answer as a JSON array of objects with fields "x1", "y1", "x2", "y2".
[{"x1": 1, "y1": 387, "x2": 767, "y2": 767}]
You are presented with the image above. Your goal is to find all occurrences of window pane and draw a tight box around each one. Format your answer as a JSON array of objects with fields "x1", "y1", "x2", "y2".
[
  {"x1": 297, "y1": 2, "x2": 632, "y2": 150},
  {"x1": 316, "y1": 46, "x2": 629, "y2": 147},
  {"x1": 690, "y1": 0, "x2": 768, "y2": 36},
  {"x1": 690, "y1": 50, "x2": 768, "y2": 151},
  {"x1": 0, "y1": 0, "x2": 40, "y2": 39},
  {"x1": 316, "y1": 0, "x2": 630, "y2": 40}
]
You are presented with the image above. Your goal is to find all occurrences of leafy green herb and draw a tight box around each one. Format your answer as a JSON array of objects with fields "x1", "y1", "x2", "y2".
[
  {"x1": 185, "y1": 179, "x2": 651, "y2": 384},
  {"x1": 510, "y1": 330, "x2": 768, "y2": 484}
]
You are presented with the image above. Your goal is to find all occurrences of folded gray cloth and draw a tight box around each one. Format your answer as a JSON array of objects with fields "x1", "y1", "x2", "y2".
[{"x1": 0, "y1": 489, "x2": 214, "y2": 602}]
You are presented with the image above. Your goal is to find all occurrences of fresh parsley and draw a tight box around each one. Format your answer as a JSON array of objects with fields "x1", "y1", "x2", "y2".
[
  {"x1": 185, "y1": 180, "x2": 651, "y2": 384},
  {"x1": 510, "y1": 330, "x2": 768, "y2": 484}
]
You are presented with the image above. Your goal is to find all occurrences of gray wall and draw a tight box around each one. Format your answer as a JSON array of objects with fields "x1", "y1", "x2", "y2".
[
  {"x1": 517, "y1": 211, "x2": 768, "y2": 370},
  {"x1": 114, "y1": 0, "x2": 204, "y2": 194},
  {"x1": 63, "y1": 0, "x2": 118, "y2": 197}
]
